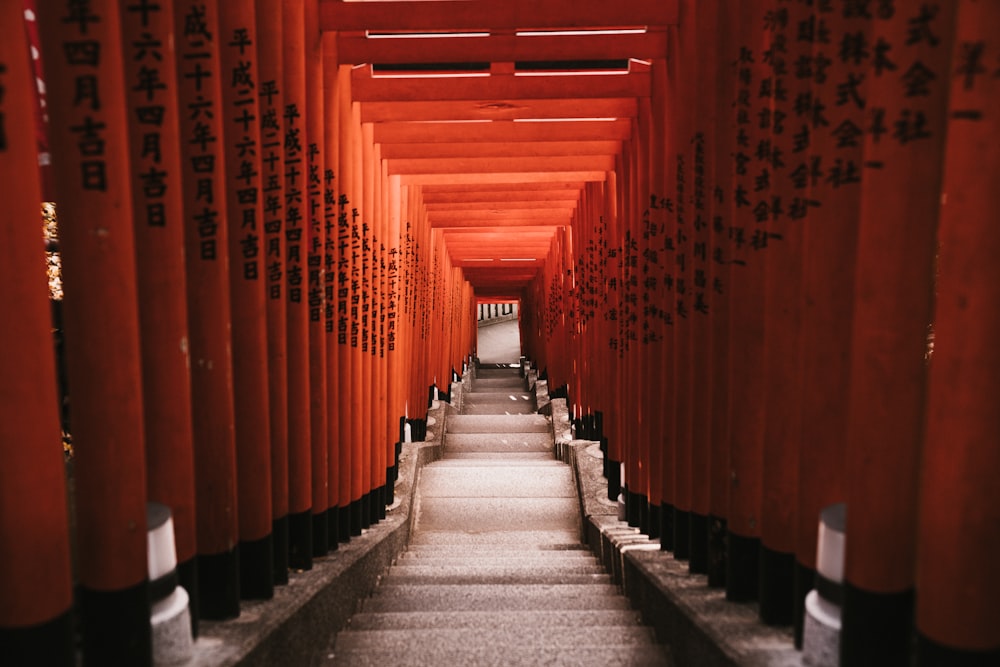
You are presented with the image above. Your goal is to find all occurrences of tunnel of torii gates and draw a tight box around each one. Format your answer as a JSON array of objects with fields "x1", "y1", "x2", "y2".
[{"x1": 0, "y1": 0, "x2": 998, "y2": 665}]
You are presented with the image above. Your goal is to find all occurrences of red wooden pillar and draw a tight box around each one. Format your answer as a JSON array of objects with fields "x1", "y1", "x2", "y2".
[
  {"x1": 304, "y1": 0, "x2": 329, "y2": 557},
  {"x1": 0, "y1": 7, "x2": 73, "y2": 660},
  {"x1": 671, "y1": 0, "x2": 695, "y2": 560},
  {"x1": 758, "y1": 0, "x2": 810, "y2": 626},
  {"x1": 688, "y1": 0, "x2": 718, "y2": 575},
  {"x1": 842, "y1": 5, "x2": 957, "y2": 664},
  {"x1": 349, "y1": 98, "x2": 366, "y2": 536},
  {"x1": 219, "y1": 0, "x2": 274, "y2": 600},
  {"x1": 322, "y1": 31, "x2": 342, "y2": 548},
  {"x1": 282, "y1": 0, "x2": 313, "y2": 570},
  {"x1": 726, "y1": 0, "x2": 770, "y2": 602},
  {"x1": 359, "y1": 120, "x2": 374, "y2": 529},
  {"x1": 602, "y1": 170, "x2": 626, "y2": 506},
  {"x1": 119, "y1": 0, "x2": 201, "y2": 625},
  {"x1": 794, "y1": 3, "x2": 871, "y2": 645},
  {"x1": 914, "y1": 3, "x2": 1000, "y2": 663},
  {"x1": 38, "y1": 0, "x2": 152, "y2": 660},
  {"x1": 254, "y1": 0, "x2": 290, "y2": 584},
  {"x1": 174, "y1": 0, "x2": 240, "y2": 619}
]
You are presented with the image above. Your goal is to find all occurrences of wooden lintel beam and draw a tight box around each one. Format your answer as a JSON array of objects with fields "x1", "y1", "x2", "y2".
[
  {"x1": 426, "y1": 199, "x2": 578, "y2": 210},
  {"x1": 431, "y1": 208, "x2": 574, "y2": 221},
  {"x1": 431, "y1": 217, "x2": 569, "y2": 228},
  {"x1": 361, "y1": 98, "x2": 637, "y2": 122},
  {"x1": 374, "y1": 120, "x2": 631, "y2": 144},
  {"x1": 337, "y1": 31, "x2": 667, "y2": 65},
  {"x1": 402, "y1": 171, "x2": 606, "y2": 185},
  {"x1": 352, "y1": 68, "x2": 650, "y2": 102},
  {"x1": 389, "y1": 155, "x2": 615, "y2": 175},
  {"x1": 379, "y1": 141, "x2": 620, "y2": 160},
  {"x1": 421, "y1": 182, "x2": 584, "y2": 193},
  {"x1": 320, "y1": 0, "x2": 678, "y2": 32}
]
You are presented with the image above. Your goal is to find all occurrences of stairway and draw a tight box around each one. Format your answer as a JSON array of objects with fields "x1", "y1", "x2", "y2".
[{"x1": 326, "y1": 365, "x2": 671, "y2": 666}]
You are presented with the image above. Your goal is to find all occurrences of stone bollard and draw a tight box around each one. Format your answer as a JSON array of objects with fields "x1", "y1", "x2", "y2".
[
  {"x1": 802, "y1": 502, "x2": 845, "y2": 667},
  {"x1": 148, "y1": 502, "x2": 195, "y2": 665}
]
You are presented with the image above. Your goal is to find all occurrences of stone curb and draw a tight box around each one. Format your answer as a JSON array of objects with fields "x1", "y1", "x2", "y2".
[{"x1": 186, "y1": 401, "x2": 448, "y2": 667}]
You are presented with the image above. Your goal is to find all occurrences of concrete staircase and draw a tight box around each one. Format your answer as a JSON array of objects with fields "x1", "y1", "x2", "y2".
[{"x1": 327, "y1": 366, "x2": 671, "y2": 666}]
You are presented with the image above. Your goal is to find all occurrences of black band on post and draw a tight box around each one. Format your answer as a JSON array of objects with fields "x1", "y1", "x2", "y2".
[
  {"x1": 197, "y1": 547, "x2": 240, "y2": 620},
  {"x1": 288, "y1": 509, "x2": 313, "y2": 572},
  {"x1": 841, "y1": 583, "x2": 913, "y2": 667},
  {"x1": 673, "y1": 508, "x2": 691, "y2": 560},
  {"x1": 726, "y1": 532, "x2": 759, "y2": 602},
  {"x1": 272, "y1": 515, "x2": 289, "y2": 586},
  {"x1": 240, "y1": 532, "x2": 274, "y2": 600},
  {"x1": 689, "y1": 512, "x2": 709, "y2": 574},
  {"x1": 707, "y1": 515, "x2": 727, "y2": 588},
  {"x1": 758, "y1": 545, "x2": 795, "y2": 626},
  {"x1": 312, "y1": 510, "x2": 330, "y2": 558},
  {"x1": 80, "y1": 581, "x2": 153, "y2": 666},
  {"x1": 0, "y1": 609, "x2": 74, "y2": 667}
]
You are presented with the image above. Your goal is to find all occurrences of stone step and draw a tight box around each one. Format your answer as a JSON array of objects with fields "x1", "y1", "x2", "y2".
[
  {"x1": 464, "y1": 391, "x2": 534, "y2": 404},
  {"x1": 343, "y1": 609, "x2": 646, "y2": 631},
  {"x1": 443, "y1": 432, "x2": 553, "y2": 452},
  {"x1": 334, "y1": 625, "x2": 659, "y2": 652},
  {"x1": 471, "y1": 377, "x2": 529, "y2": 391},
  {"x1": 395, "y1": 552, "x2": 599, "y2": 565},
  {"x1": 441, "y1": 451, "x2": 554, "y2": 461},
  {"x1": 413, "y1": 497, "x2": 580, "y2": 533},
  {"x1": 462, "y1": 403, "x2": 537, "y2": 415},
  {"x1": 408, "y1": 529, "x2": 583, "y2": 547},
  {"x1": 474, "y1": 367, "x2": 523, "y2": 378},
  {"x1": 446, "y1": 414, "x2": 550, "y2": 434},
  {"x1": 385, "y1": 562, "x2": 607, "y2": 577},
  {"x1": 418, "y1": 465, "x2": 575, "y2": 498},
  {"x1": 328, "y1": 644, "x2": 670, "y2": 667},
  {"x1": 380, "y1": 572, "x2": 612, "y2": 586},
  {"x1": 431, "y1": 457, "x2": 562, "y2": 467},
  {"x1": 359, "y1": 583, "x2": 630, "y2": 613}
]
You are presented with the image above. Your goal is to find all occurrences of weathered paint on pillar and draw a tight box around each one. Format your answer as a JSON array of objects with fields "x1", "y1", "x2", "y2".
[
  {"x1": 219, "y1": 0, "x2": 273, "y2": 599},
  {"x1": 915, "y1": 2, "x2": 1000, "y2": 662},
  {"x1": 174, "y1": 0, "x2": 241, "y2": 619},
  {"x1": 38, "y1": 0, "x2": 152, "y2": 660},
  {"x1": 255, "y1": 0, "x2": 289, "y2": 585},
  {"x1": 282, "y1": 0, "x2": 313, "y2": 570},
  {"x1": 842, "y1": 4, "x2": 957, "y2": 664},
  {"x1": 119, "y1": 0, "x2": 201, "y2": 628},
  {"x1": 305, "y1": 0, "x2": 329, "y2": 557},
  {"x1": 0, "y1": 6, "x2": 73, "y2": 660}
]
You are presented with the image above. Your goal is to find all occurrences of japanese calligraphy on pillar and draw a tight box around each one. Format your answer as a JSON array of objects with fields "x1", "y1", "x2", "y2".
[
  {"x1": 259, "y1": 76, "x2": 282, "y2": 299},
  {"x1": 123, "y1": 0, "x2": 175, "y2": 228},
  {"x1": 336, "y1": 194, "x2": 350, "y2": 345},
  {"x1": 224, "y1": 23, "x2": 262, "y2": 282},
  {"x1": 307, "y1": 141, "x2": 323, "y2": 323},
  {"x1": 386, "y1": 243, "x2": 398, "y2": 352},
  {"x1": 691, "y1": 132, "x2": 710, "y2": 316},
  {"x1": 350, "y1": 207, "x2": 361, "y2": 347},
  {"x1": 284, "y1": 102, "x2": 304, "y2": 303},
  {"x1": 730, "y1": 41, "x2": 756, "y2": 262},
  {"x1": 323, "y1": 168, "x2": 336, "y2": 333}
]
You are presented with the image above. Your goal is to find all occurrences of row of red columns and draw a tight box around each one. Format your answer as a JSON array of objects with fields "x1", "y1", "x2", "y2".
[
  {"x1": 521, "y1": 0, "x2": 999, "y2": 663},
  {"x1": 0, "y1": 1, "x2": 476, "y2": 664}
]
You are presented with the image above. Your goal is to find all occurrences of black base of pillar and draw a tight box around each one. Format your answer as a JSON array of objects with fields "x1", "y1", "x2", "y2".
[
  {"x1": 312, "y1": 510, "x2": 329, "y2": 558},
  {"x1": 707, "y1": 515, "x2": 727, "y2": 588},
  {"x1": 639, "y1": 494, "x2": 650, "y2": 535},
  {"x1": 369, "y1": 487, "x2": 381, "y2": 524},
  {"x1": 915, "y1": 633, "x2": 1000, "y2": 667},
  {"x1": 79, "y1": 581, "x2": 152, "y2": 666},
  {"x1": 648, "y1": 502, "x2": 661, "y2": 540},
  {"x1": 626, "y1": 488, "x2": 642, "y2": 528},
  {"x1": 673, "y1": 508, "x2": 691, "y2": 560},
  {"x1": 759, "y1": 545, "x2": 794, "y2": 625},
  {"x1": 177, "y1": 556, "x2": 199, "y2": 637},
  {"x1": 350, "y1": 499, "x2": 363, "y2": 536},
  {"x1": 606, "y1": 457, "x2": 621, "y2": 502},
  {"x1": 288, "y1": 509, "x2": 313, "y2": 572},
  {"x1": 0, "y1": 608, "x2": 74, "y2": 667},
  {"x1": 660, "y1": 502, "x2": 675, "y2": 551},
  {"x1": 327, "y1": 508, "x2": 339, "y2": 552},
  {"x1": 793, "y1": 560, "x2": 814, "y2": 649},
  {"x1": 427, "y1": 385, "x2": 436, "y2": 409},
  {"x1": 689, "y1": 512, "x2": 709, "y2": 574},
  {"x1": 361, "y1": 492, "x2": 371, "y2": 530},
  {"x1": 386, "y1": 467, "x2": 396, "y2": 505},
  {"x1": 198, "y1": 548, "x2": 240, "y2": 619},
  {"x1": 377, "y1": 485, "x2": 387, "y2": 521},
  {"x1": 272, "y1": 515, "x2": 289, "y2": 586},
  {"x1": 338, "y1": 505, "x2": 352, "y2": 543},
  {"x1": 841, "y1": 583, "x2": 914, "y2": 667},
  {"x1": 726, "y1": 532, "x2": 759, "y2": 602},
  {"x1": 239, "y1": 532, "x2": 274, "y2": 600}
]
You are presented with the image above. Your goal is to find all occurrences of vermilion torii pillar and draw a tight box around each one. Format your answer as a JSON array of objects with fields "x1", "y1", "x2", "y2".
[
  {"x1": 219, "y1": 0, "x2": 274, "y2": 599},
  {"x1": 842, "y1": 4, "x2": 957, "y2": 664},
  {"x1": 38, "y1": 0, "x2": 152, "y2": 661},
  {"x1": 0, "y1": 5, "x2": 73, "y2": 661},
  {"x1": 174, "y1": 0, "x2": 241, "y2": 619},
  {"x1": 283, "y1": 0, "x2": 314, "y2": 571},
  {"x1": 915, "y1": 2, "x2": 1000, "y2": 663},
  {"x1": 255, "y1": 0, "x2": 290, "y2": 584},
  {"x1": 119, "y1": 0, "x2": 201, "y2": 631}
]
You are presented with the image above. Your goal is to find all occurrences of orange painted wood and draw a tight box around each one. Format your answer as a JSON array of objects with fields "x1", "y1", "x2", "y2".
[
  {"x1": 361, "y1": 98, "x2": 637, "y2": 123},
  {"x1": 336, "y1": 65, "x2": 355, "y2": 515},
  {"x1": 375, "y1": 120, "x2": 631, "y2": 145},
  {"x1": 388, "y1": 155, "x2": 616, "y2": 176},
  {"x1": 39, "y1": 0, "x2": 150, "y2": 594},
  {"x1": 337, "y1": 30, "x2": 667, "y2": 66},
  {"x1": 220, "y1": 0, "x2": 273, "y2": 549},
  {"x1": 401, "y1": 172, "x2": 608, "y2": 186},
  {"x1": 120, "y1": 0, "x2": 198, "y2": 569},
  {"x1": 844, "y1": 2, "x2": 957, "y2": 596},
  {"x1": 305, "y1": 0, "x2": 329, "y2": 536},
  {"x1": 255, "y1": 0, "x2": 290, "y2": 554},
  {"x1": 795, "y1": 6, "x2": 870, "y2": 572},
  {"x1": 351, "y1": 68, "x2": 651, "y2": 103},
  {"x1": 380, "y1": 141, "x2": 621, "y2": 160},
  {"x1": 319, "y1": 0, "x2": 678, "y2": 33},
  {"x1": 349, "y1": 99, "x2": 366, "y2": 510},
  {"x1": 916, "y1": 2, "x2": 1000, "y2": 651},
  {"x1": 283, "y1": 0, "x2": 313, "y2": 539},
  {"x1": 0, "y1": 3, "x2": 73, "y2": 626}
]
